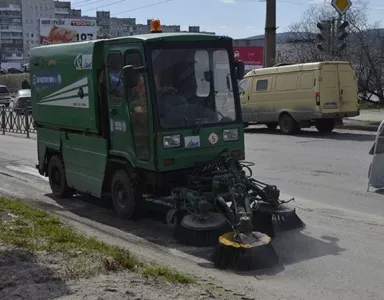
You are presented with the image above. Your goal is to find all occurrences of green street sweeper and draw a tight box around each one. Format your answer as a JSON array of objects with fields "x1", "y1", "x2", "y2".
[{"x1": 31, "y1": 19, "x2": 304, "y2": 271}]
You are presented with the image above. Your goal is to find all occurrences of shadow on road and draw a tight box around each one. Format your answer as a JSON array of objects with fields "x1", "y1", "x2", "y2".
[
  {"x1": 0, "y1": 247, "x2": 71, "y2": 299},
  {"x1": 31, "y1": 193, "x2": 346, "y2": 276},
  {"x1": 245, "y1": 127, "x2": 375, "y2": 142}
]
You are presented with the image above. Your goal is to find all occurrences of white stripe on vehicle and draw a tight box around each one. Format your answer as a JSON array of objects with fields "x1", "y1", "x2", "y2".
[
  {"x1": 38, "y1": 96, "x2": 89, "y2": 108},
  {"x1": 42, "y1": 77, "x2": 88, "y2": 100}
]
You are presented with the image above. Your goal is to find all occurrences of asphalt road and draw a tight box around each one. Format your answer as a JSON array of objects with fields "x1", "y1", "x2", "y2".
[{"x1": 0, "y1": 127, "x2": 383, "y2": 300}]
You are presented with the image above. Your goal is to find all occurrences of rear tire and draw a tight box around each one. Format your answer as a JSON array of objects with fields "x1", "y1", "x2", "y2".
[
  {"x1": 279, "y1": 114, "x2": 300, "y2": 135},
  {"x1": 266, "y1": 122, "x2": 278, "y2": 130},
  {"x1": 315, "y1": 119, "x2": 335, "y2": 133},
  {"x1": 111, "y1": 169, "x2": 143, "y2": 220},
  {"x1": 48, "y1": 155, "x2": 74, "y2": 198}
]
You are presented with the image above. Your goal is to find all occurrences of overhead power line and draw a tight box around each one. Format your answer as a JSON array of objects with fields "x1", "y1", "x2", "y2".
[{"x1": 111, "y1": 0, "x2": 175, "y2": 16}]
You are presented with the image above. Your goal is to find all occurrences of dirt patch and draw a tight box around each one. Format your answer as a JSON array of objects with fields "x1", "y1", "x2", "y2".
[
  {"x1": 0, "y1": 244, "x2": 233, "y2": 300},
  {"x1": 0, "y1": 197, "x2": 240, "y2": 300}
]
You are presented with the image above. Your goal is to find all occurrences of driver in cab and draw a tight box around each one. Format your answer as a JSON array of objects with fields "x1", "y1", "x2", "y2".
[{"x1": 154, "y1": 72, "x2": 189, "y2": 126}]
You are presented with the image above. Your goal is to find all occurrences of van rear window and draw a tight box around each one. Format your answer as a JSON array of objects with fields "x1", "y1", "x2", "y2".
[
  {"x1": 256, "y1": 80, "x2": 268, "y2": 91},
  {"x1": 0, "y1": 86, "x2": 9, "y2": 94}
]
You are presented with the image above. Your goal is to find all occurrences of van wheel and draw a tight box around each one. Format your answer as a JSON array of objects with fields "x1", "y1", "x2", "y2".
[
  {"x1": 315, "y1": 120, "x2": 335, "y2": 133},
  {"x1": 279, "y1": 114, "x2": 300, "y2": 135},
  {"x1": 111, "y1": 169, "x2": 143, "y2": 220},
  {"x1": 266, "y1": 122, "x2": 278, "y2": 130},
  {"x1": 48, "y1": 155, "x2": 74, "y2": 198}
]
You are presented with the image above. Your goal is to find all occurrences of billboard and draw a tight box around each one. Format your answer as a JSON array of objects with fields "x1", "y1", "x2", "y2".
[
  {"x1": 233, "y1": 46, "x2": 263, "y2": 66},
  {"x1": 39, "y1": 18, "x2": 98, "y2": 45}
]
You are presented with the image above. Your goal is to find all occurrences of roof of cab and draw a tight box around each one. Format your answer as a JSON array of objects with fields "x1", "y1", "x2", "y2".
[
  {"x1": 30, "y1": 32, "x2": 231, "y2": 54},
  {"x1": 244, "y1": 61, "x2": 351, "y2": 78}
]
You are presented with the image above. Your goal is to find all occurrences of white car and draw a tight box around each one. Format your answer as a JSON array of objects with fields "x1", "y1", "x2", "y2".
[{"x1": 0, "y1": 85, "x2": 11, "y2": 107}]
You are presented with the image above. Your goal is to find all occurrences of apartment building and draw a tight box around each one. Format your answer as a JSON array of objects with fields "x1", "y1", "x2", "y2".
[
  {"x1": 0, "y1": 0, "x2": 214, "y2": 62},
  {"x1": 0, "y1": 0, "x2": 23, "y2": 61}
]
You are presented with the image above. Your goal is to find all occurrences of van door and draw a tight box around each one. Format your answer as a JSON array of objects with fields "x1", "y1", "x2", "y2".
[
  {"x1": 337, "y1": 64, "x2": 358, "y2": 114},
  {"x1": 319, "y1": 64, "x2": 341, "y2": 114},
  {"x1": 239, "y1": 78, "x2": 251, "y2": 122}
]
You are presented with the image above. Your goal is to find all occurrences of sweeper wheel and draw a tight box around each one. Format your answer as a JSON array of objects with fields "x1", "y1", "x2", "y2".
[
  {"x1": 212, "y1": 231, "x2": 278, "y2": 271},
  {"x1": 173, "y1": 212, "x2": 232, "y2": 247},
  {"x1": 252, "y1": 203, "x2": 305, "y2": 238}
]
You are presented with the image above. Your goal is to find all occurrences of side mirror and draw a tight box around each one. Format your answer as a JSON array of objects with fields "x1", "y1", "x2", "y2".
[
  {"x1": 123, "y1": 65, "x2": 138, "y2": 89},
  {"x1": 235, "y1": 60, "x2": 245, "y2": 80}
]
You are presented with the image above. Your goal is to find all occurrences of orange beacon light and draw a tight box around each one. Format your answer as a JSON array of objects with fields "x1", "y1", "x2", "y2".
[{"x1": 150, "y1": 19, "x2": 163, "y2": 33}]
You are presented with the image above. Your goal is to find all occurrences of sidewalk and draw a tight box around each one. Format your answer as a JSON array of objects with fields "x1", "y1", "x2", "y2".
[{"x1": 343, "y1": 109, "x2": 383, "y2": 131}]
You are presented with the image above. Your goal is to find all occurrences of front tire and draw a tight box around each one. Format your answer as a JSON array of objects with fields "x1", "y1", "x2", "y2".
[
  {"x1": 48, "y1": 155, "x2": 74, "y2": 198},
  {"x1": 315, "y1": 119, "x2": 335, "y2": 133},
  {"x1": 279, "y1": 114, "x2": 300, "y2": 135},
  {"x1": 111, "y1": 169, "x2": 142, "y2": 220}
]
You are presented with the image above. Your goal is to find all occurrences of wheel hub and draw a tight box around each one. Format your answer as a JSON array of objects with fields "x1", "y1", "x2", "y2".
[{"x1": 115, "y1": 182, "x2": 128, "y2": 208}]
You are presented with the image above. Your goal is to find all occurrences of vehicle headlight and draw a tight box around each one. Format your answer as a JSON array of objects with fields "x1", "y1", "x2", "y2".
[
  {"x1": 163, "y1": 135, "x2": 181, "y2": 148},
  {"x1": 223, "y1": 129, "x2": 239, "y2": 141}
]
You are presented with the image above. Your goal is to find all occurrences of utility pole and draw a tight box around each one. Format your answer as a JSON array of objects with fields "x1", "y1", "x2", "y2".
[{"x1": 263, "y1": 0, "x2": 276, "y2": 67}]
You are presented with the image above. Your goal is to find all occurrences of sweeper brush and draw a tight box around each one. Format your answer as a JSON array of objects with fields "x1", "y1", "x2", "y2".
[
  {"x1": 212, "y1": 217, "x2": 279, "y2": 271},
  {"x1": 148, "y1": 150, "x2": 304, "y2": 270}
]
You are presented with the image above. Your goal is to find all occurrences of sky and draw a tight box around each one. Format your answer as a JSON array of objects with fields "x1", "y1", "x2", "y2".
[{"x1": 70, "y1": 0, "x2": 384, "y2": 39}]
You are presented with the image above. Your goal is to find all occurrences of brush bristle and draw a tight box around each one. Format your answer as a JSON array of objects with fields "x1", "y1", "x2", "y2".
[
  {"x1": 252, "y1": 208, "x2": 305, "y2": 237},
  {"x1": 173, "y1": 222, "x2": 232, "y2": 247},
  {"x1": 212, "y1": 242, "x2": 279, "y2": 271},
  {"x1": 274, "y1": 212, "x2": 305, "y2": 231}
]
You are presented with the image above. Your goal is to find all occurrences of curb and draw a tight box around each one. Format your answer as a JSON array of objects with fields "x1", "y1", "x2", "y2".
[{"x1": 341, "y1": 120, "x2": 380, "y2": 132}]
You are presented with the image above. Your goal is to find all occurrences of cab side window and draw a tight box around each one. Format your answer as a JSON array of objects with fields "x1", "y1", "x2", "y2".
[
  {"x1": 125, "y1": 52, "x2": 147, "y2": 108},
  {"x1": 124, "y1": 51, "x2": 150, "y2": 161},
  {"x1": 107, "y1": 52, "x2": 124, "y2": 105}
]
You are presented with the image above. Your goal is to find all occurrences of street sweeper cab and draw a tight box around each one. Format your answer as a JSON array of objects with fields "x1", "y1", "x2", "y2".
[{"x1": 32, "y1": 19, "x2": 305, "y2": 271}]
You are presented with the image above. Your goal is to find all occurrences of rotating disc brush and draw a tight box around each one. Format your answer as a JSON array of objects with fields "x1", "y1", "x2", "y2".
[
  {"x1": 212, "y1": 231, "x2": 279, "y2": 271},
  {"x1": 252, "y1": 203, "x2": 305, "y2": 238}
]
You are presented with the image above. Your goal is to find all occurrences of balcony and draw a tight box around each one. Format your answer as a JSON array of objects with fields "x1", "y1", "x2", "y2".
[
  {"x1": 1, "y1": 35, "x2": 23, "y2": 40},
  {"x1": 0, "y1": 5, "x2": 22, "y2": 12},
  {"x1": 4, "y1": 53, "x2": 24, "y2": 61},
  {"x1": 0, "y1": 12, "x2": 22, "y2": 17},
  {"x1": 55, "y1": 8, "x2": 70, "y2": 14},
  {"x1": 0, "y1": 25, "x2": 22, "y2": 32}
]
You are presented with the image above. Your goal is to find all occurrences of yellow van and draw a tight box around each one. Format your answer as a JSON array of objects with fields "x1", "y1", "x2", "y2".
[{"x1": 238, "y1": 61, "x2": 360, "y2": 134}]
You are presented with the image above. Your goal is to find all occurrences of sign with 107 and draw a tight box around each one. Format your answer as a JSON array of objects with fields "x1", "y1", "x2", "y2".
[{"x1": 39, "y1": 18, "x2": 99, "y2": 45}]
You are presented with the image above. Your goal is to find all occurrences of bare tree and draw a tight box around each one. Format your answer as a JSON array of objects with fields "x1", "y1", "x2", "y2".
[{"x1": 282, "y1": 0, "x2": 384, "y2": 102}]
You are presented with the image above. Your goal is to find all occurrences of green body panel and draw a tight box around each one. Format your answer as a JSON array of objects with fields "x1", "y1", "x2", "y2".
[
  {"x1": 37, "y1": 127, "x2": 107, "y2": 197},
  {"x1": 61, "y1": 133, "x2": 108, "y2": 197},
  {"x1": 33, "y1": 32, "x2": 244, "y2": 197},
  {"x1": 157, "y1": 125, "x2": 245, "y2": 172},
  {"x1": 30, "y1": 41, "x2": 102, "y2": 133}
]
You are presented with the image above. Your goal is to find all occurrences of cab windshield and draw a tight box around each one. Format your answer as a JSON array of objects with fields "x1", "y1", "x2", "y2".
[{"x1": 151, "y1": 48, "x2": 237, "y2": 129}]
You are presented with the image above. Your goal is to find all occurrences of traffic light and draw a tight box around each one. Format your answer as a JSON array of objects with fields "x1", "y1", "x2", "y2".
[
  {"x1": 316, "y1": 21, "x2": 331, "y2": 53},
  {"x1": 336, "y1": 20, "x2": 349, "y2": 52}
]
